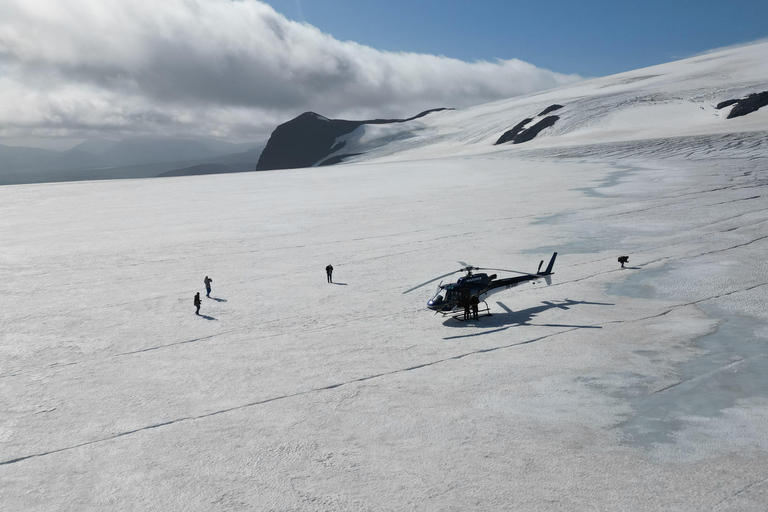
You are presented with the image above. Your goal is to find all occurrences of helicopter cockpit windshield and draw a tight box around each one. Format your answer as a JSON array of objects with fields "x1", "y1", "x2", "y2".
[{"x1": 431, "y1": 287, "x2": 455, "y2": 305}]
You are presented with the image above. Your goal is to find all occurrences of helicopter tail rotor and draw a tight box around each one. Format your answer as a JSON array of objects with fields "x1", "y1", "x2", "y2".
[{"x1": 539, "y1": 252, "x2": 557, "y2": 275}]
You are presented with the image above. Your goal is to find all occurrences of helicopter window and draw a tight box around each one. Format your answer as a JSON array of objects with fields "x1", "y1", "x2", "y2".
[{"x1": 431, "y1": 288, "x2": 452, "y2": 303}]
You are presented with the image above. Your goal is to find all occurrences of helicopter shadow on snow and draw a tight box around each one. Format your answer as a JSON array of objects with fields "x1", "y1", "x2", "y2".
[{"x1": 442, "y1": 299, "x2": 612, "y2": 340}]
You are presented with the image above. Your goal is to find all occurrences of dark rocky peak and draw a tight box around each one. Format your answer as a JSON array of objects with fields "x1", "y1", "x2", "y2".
[
  {"x1": 255, "y1": 113, "x2": 363, "y2": 171},
  {"x1": 256, "y1": 108, "x2": 450, "y2": 171}
]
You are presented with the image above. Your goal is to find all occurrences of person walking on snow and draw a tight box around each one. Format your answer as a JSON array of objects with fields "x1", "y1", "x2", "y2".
[
  {"x1": 204, "y1": 276, "x2": 213, "y2": 297},
  {"x1": 326, "y1": 264, "x2": 333, "y2": 283},
  {"x1": 194, "y1": 292, "x2": 201, "y2": 315}
]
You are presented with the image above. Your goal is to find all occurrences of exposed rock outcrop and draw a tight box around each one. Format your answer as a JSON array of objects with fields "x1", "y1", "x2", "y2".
[
  {"x1": 537, "y1": 104, "x2": 563, "y2": 116},
  {"x1": 256, "y1": 108, "x2": 450, "y2": 171},
  {"x1": 513, "y1": 116, "x2": 560, "y2": 144},
  {"x1": 495, "y1": 104, "x2": 563, "y2": 145},
  {"x1": 717, "y1": 91, "x2": 768, "y2": 119},
  {"x1": 494, "y1": 118, "x2": 533, "y2": 145}
]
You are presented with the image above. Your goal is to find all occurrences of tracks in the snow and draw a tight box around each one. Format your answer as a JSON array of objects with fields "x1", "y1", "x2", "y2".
[
  {"x1": 6, "y1": 271, "x2": 767, "y2": 467},
  {"x1": 0, "y1": 323, "x2": 583, "y2": 467}
]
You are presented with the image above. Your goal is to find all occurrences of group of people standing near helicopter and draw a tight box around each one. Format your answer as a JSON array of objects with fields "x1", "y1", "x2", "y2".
[
  {"x1": 460, "y1": 289, "x2": 480, "y2": 321},
  {"x1": 192, "y1": 266, "x2": 485, "y2": 320}
]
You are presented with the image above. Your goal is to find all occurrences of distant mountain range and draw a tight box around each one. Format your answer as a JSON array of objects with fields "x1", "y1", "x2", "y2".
[
  {"x1": 255, "y1": 43, "x2": 768, "y2": 171},
  {"x1": 4, "y1": 42, "x2": 767, "y2": 186},
  {"x1": 0, "y1": 137, "x2": 266, "y2": 186}
]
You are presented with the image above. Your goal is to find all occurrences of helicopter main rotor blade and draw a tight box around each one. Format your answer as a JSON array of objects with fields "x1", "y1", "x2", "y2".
[
  {"x1": 457, "y1": 261, "x2": 532, "y2": 275},
  {"x1": 402, "y1": 269, "x2": 463, "y2": 294},
  {"x1": 477, "y1": 267, "x2": 533, "y2": 276}
]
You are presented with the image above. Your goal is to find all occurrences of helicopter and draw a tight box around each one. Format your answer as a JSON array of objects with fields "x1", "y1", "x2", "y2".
[{"x1": 403, "y1": 252, "x2": 557, "y2": 318}]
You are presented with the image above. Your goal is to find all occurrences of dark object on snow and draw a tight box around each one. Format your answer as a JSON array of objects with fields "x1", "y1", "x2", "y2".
[
  {"x1": 538, "y1": 104, "x2": 564, "y2": 116},
  {"x1": 716, "y1": 91, "x2": 768, "y2": 119},
  {"x1": 204, "y1": 276, "x2": 213, "y2": 297},
  {"x1": 495, "y1": 118, "x2": 533, "y2": 145},
  {"x1": 326, "y1": 264, "x2": 334, "y2": 283},
  {"x1": 256, "y1": 109, "x2": 451, "y2": 171},
  {"x1": 515, "y1": 116, "x2": 559, "y2": 143},
  {"x1": 194, "y1": 292, "x2": 201, "y2": 315},
  {"x1": 495, "y1": 115, "x2": 560, "y2": 145},
  {"x1": 716, "y1": 99, "x2": 739, "y2": 109},
  {"x1": 618, "y1": 256, "x2": 629, "y2": 268}
]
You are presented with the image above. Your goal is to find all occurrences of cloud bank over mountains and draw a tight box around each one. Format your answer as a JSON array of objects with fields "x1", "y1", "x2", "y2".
[{"x1": 0, "y1": 0, "x2": 581, "y2": 143}]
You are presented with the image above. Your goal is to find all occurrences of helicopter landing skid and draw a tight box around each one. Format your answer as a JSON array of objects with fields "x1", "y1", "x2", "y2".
[{"x1": 448, "y1": 301, "x2": 491, "y2": 321}]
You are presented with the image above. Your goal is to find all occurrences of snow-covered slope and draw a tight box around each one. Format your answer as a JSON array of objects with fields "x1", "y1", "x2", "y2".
[
  {"x1": 2, "y1": 42, "x2": 768, "y2": 511},
  {"x1": 328, "y1": 41, "x2": 768, "y2": 164}
]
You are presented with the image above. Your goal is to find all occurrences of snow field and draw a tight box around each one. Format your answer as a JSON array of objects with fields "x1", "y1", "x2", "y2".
[
  {"x1": 2, "y1": 150, "x2": 768, "y2": 510},
  {"x1": 3, "y1": 40, "x2": 768, "y2": 510}
]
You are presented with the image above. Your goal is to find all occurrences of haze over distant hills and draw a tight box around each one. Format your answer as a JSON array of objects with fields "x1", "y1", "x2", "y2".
[{"x1": 0, "y1": 137, "x2": 266, "y2": 186}]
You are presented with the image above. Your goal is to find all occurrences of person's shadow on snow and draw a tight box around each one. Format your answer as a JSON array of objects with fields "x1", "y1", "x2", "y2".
[
  {"x1": 209, "y1": 296, "x2": 227, "y2": 302},
  {"x1": 332, "y1": 282, "x2": 348, "y2": 286},
  {"x1": 198, "y1": 314, "x2": 217, "y2": 321}
]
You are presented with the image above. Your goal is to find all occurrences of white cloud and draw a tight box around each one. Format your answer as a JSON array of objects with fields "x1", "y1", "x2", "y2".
[{"x1": 0, "y1": 0, "x2": 581, "y2": 142}]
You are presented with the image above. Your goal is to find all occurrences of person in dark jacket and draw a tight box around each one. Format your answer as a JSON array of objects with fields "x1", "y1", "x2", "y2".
[
  {"x1": 461, "y1": 289, "x2": 471, "y2": 321},
  {"x1": 194, "y1": 292, "x2": 201, "y2": 315},
  {"x1": 204, "y1": 276, "x2": 213, "y2": 297},
  {"x1": 326, "y1": 264, "x2": 333, "y2": 283},
  {"x1": 470, "y1": 295, "x2": 480, "y2": 320},
  {"x1": 618, "y1": 256, "x2": 629, "y2": 268}
]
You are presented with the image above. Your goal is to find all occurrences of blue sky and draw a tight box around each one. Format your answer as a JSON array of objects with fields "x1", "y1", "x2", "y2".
[{"x1": 263, "y1": 0, "x2": 768, "y2": 77}]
